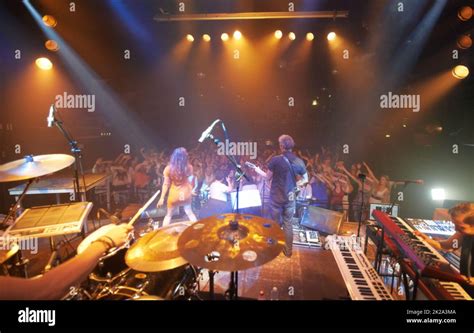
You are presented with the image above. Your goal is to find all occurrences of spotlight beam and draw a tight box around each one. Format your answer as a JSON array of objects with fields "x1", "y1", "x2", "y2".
[
  {"x1": 23, "y1": 0, "x2": 159, "y2": 148},
  {"x1": 154, "y1": 11, "x2": 349, "y2": 21}
]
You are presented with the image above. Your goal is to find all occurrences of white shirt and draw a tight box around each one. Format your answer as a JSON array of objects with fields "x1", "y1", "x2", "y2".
[{"x1": 209, "y1": 181, "x2": 231, "y2": 202}]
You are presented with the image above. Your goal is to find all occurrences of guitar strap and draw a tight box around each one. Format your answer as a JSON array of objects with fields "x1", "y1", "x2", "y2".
[{"x1": 281, "y1": 154, "x2": 298, "y2": 192}]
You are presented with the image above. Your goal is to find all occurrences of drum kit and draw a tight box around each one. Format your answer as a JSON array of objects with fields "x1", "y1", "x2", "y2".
[
  {"x1": 0, "y1": 154, "x2": 286, "y2": 301},
  {"x1": 73, "y1": 212, "x2": 285, "y2": 300},
  {"x1": 0, "y1": 154, "x2": 76, "y2": 275}
]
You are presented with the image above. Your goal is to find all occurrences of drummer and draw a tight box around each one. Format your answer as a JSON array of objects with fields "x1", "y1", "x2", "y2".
[{"x1": 0, "y1": 224, "x2": 131, "y2": 300}]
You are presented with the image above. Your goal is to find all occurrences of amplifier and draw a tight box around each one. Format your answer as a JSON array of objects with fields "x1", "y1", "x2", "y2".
[{"x1": 300, "y1": 206, "x2": 343, "y2": 235}]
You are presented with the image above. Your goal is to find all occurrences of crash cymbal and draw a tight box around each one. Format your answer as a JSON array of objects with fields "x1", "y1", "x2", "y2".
[
  {"x1": 0, "y1": 154, "x2": 75, "y2": 182},
  {"x1": 125, "y1": 221, "x2": 193, "y2": 272},
  {"x1": 0, "y1": 243, "x2": 19, "y2": 265},
  {"x1": 178, "y1": 213, "x2": 285, "y2": 272}
]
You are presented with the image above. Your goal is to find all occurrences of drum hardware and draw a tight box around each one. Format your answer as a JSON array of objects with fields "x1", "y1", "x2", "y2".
[{"x1": 0, "y1": 154, "x2": 77, "y2": 277}]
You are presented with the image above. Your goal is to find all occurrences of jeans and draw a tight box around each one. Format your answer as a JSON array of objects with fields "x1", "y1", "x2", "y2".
[{"x1": 270, "y1": 200, "x2": 296, "y2": 257}]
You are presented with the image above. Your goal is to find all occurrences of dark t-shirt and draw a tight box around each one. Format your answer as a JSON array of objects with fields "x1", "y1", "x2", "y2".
[{"x1": 268, "y1": 152, "x2": 306, "y2": 205}]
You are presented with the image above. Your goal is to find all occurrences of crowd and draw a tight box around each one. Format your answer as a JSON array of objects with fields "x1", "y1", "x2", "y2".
[{"x1": 91, "y1": 142, "x2": 403, "y2": 222}]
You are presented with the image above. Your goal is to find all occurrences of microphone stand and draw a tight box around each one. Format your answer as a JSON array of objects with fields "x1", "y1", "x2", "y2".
[
  {"x1": 357, "y1": 173, "x2": 366, "y2": 238},
  {"x1": 202, "y1": 123, "x2": 250, "y2": 300},
  {"x1": 52, "y1": 117, "x2": 87, "y2": 202}
]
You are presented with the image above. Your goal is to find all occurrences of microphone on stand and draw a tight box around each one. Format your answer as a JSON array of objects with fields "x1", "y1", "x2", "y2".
[
  {"x1": 198, "y1": 119, "x2": 221, "y2": 143},
  {"x1": 47, "y1": 104, "x2": 56, "y2": 127}
]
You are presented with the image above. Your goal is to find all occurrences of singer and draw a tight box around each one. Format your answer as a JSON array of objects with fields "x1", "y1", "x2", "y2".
[{"x1": 157, "y1": 147, "x2": 197, "y2": 227}]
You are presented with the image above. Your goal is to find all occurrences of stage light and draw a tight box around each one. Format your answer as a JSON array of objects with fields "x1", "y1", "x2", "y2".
[
  {"x1": 45, "y1": 39, "x2": 59, "y2": 51},
  {"x1": 233, "y1": 30, "x2": 242, "y2": 40},
  {"x1": 42, "y1": 15, "x2": 57, "y2": 28},
  {"x1": 327, "y1": 32, "x2": 336, "y2": 41},
  {"x1": 274, "y1": 30, "x2": 283, "y2": 39},
  {"x1": 221, "y1": 33, "x2": 229, "y2": 41},
  {"x1": 186, "y1": 34, "x2": 194, "y2": 42},
  {"x1": 35, "y1": 57, "x2": 53, "y2": 70},
  {"x1": 431, "y1": 188, "x2": 445, "y2": 201},
  {"x1": 288, "y1": 32, "x2": 296, "y2": 40},
  {"x1": 457, "y1": 34, "x2": 472, "y2": 49},
  {"x1": 385, "y1": 134, "x2": 391, "y2": 138},
  {"x1": 402, "y1": 124, "x2": 407, "y2": 128},
  {"x1": 203, "y1": 34, "x2": 211, "y2": 42},
  {"x1": 452, "y1": 65, "x2": 469, "y2": 79},
  {"x1": 306, "y1": 32, "x2": 314, "y2": 41},
  {"x1": 458, "y1": 6, "x2": 472, "y2": 21},
  {"x1": 312, "y1": 99, "x2": 318, "y2": 106}
]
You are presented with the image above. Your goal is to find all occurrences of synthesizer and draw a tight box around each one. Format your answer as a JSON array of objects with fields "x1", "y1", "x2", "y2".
[
  {"x1": 372, "y1": 211, "x2": 472, "y2": 300},
  {"x1": 327, "y1": 235, "x2": 393, "y2": 300}
]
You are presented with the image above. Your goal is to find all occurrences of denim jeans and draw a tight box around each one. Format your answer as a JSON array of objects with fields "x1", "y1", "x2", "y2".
[{"x1": 270, "y1": 200, "x2": 296, "y2": 257}]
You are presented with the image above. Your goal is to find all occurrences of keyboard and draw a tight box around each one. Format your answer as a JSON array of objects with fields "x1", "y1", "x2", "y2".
[{"x1": 327, "y1": 235, "x2": 393, "y2": 300}]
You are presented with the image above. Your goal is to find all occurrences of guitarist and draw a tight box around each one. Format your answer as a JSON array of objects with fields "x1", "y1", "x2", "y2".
[{"x1": 251, "y1": 134, "x2": 308, "y2": 257}]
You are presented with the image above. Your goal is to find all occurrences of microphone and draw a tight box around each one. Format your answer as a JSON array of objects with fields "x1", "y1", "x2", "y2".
[
  {"x1": 47, "y1": 104, "x2": 56, "y2": 127},
  {"x1": 198, "y1": 119, "x2": 221, "y2": 143}
]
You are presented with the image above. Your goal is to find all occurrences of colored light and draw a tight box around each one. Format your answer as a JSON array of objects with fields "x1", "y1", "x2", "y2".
[
  {"x1": 221, "y1": 33, "x2": 229, "y2": 41},
  {"x1": 458, "y1": 6, "x2": 472, "y2": 21},
  {"x1": 186, "y1": 34, "x2": 194, "y2": 42},
  {"x1": 203, "y1": 34, "x2": 211, "y2": 42},
  {"x1": 233, "y1": 30, "x2": 242, "y2": 40},
  {"x1": 42, "y1": 15, "x2": 57, "y2": 28},
  {"x1": 457, "y1": 34, "x2": 472, "y2": 49},
  {"x1": 327, "y1": 32, "x2": 336, "y2": 41},
  {"x1": 274, "y1": 30, "x2": 283, "y2": 39},
  {"x1": 306, "y1": 32, "x2": 314, "y2": 41},
  {"x1": 45, "y1": 39, "x2": 59, "y2": 51},
  {"x1": 452, "y1": 65, "x2": 469, "y2": 79},
  {"x1": 35, "y1": 57, "x2": 53, "y2": 70}
]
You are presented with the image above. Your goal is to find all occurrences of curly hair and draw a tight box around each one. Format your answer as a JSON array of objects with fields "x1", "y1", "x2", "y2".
[{"x1": 449, "y1": 202, "x2": 474, "y2": 225}]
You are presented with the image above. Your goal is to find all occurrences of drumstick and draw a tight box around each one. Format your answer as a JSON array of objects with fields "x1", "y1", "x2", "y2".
[{"x1": 127, "y1": 189, "x2": 161, "y2": 227}]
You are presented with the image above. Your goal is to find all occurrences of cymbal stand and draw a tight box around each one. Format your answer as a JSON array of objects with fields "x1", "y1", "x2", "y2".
[{"x1": 1, "y1": 177, "x2": 35, "y2": 229}]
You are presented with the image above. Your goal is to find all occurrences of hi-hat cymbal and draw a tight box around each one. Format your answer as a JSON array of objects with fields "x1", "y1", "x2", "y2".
[
  {"x1": 125, "y1": 221, "x2": 193, "y2": 272},
  {"x1": 178, "y1": 213, "x2": 285, "y2": 272},
  {"x1": 0, "y1": 154, "x2": 75, "y2": 182}
]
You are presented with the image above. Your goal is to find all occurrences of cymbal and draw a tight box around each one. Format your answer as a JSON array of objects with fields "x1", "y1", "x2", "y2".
[
  {"x1": 125, "y1": 221, "x2": 193, "y2": 272},
  {"x1": 0, "y1": 154, "x2": 75, "y2": 182},
  {"x1": 178, "y1": 213, "x2": 285, "y2": 272}
]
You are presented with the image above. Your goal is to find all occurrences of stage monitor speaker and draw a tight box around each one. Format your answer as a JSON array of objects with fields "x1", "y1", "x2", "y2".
[{"x1": 300, "y1": 206, "x2": 343, "y2": 235}]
